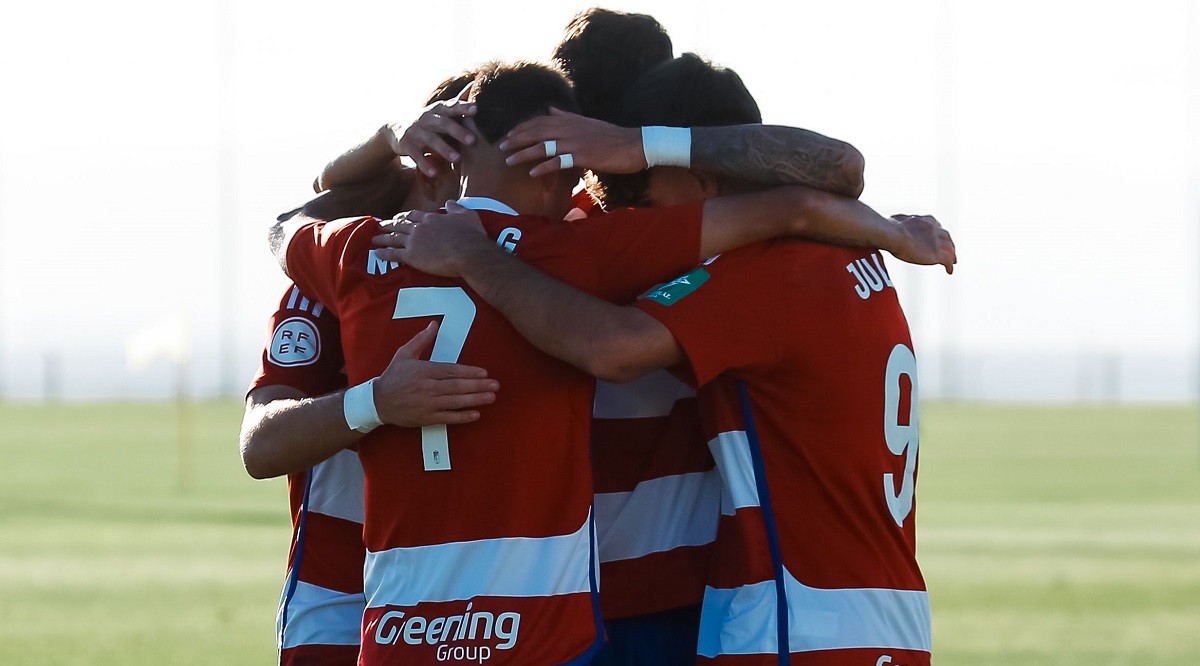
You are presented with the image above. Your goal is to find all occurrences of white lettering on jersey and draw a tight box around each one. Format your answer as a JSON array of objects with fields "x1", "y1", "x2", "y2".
[
  {"x1": 268, "y1": 317, "x2": 320, "y2": 367},
  {"x1": 374, "y1": 603, "x2": 520, "y2": 659},
  {"x1": 368, "y1": 249, "x2": 401, "y2": 275},
  {"x1": 846, "y1": 252, "x2": 894, "y2": 300},
  {"x1": 496, "y1": 227, "x2": 522, "y2": 253}
]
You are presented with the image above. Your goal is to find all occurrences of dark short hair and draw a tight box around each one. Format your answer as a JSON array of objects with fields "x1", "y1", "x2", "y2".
[
  {"x1": 424, "y1": 69, "x2": 478, "y2": 106},
  {"x1": 595, "y1": 53, "x2": 761, "y2": 208},
  {"x1": 552, "y1": 8, "x2": 672, "y2": 122},
  {"x1": 467, "y1": 60, "x2": 579, "y2": 144}
]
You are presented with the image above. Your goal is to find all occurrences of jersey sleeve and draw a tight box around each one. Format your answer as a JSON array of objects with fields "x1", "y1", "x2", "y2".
[
  {"x1": 246, "y1": 284, "x2": 347, "y2": 397},
  {"x1": 567, "y1": 202, "x2": 704, "y2": 303},
  {"x1": 284, "y1": 215, "x2": 375, "y2": 315},
  {"x1": 633, "y1": 242, "x2": 791, "y2": 387}
]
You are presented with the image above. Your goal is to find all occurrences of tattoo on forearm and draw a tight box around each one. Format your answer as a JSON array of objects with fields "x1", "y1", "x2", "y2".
[{"x1": 692, "y1": 126, "x2": 865, "y2": 197}]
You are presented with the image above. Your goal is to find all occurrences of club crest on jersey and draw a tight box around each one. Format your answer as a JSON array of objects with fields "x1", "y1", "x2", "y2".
[
  {"x1": 846, "y1": 253, "x2": 894, "y2": 300},
  {"x1": 641, "y1": 267, "x2": 710, "y2": 306},
  {"x1": 268, "y1": 317, "x2": 320, "y2": 367}
]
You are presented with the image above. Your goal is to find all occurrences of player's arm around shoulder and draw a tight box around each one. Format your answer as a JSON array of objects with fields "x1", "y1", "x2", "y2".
[
  {"x1": 691, "y1": 124, "x2": 866, "y2": 198},
  {"x1": 383, "y1": 203, "x2": 685, "y2": 384},
  {"x1": 500, "y1": 109, "x2": 864, "y2": 197},
  {"x1": 240, "y1": 322, "x2": 500, "y2": 479},
  {"x1": 700, "y1": 187, "x2": 956, "y2": 273},
  {"x1": 241, "y1": 384, "x2": 357, "y2": 479}
]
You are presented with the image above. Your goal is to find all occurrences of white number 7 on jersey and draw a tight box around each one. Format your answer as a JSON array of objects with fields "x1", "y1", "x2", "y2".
[{"x1": 393, "y1": 287, "x2": 477, "y2": 471}]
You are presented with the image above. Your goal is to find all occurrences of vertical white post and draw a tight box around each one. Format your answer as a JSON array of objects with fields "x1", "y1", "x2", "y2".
[
  {"x1": 935, "y1": 0, "x2": 962, "y2": 401},
  {"x1": 217, "y1": 0, "x2": 237, "y2": 397}
]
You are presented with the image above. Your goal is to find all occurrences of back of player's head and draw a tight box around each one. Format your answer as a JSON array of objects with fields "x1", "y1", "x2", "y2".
[
  {"x1": 552, "y1": 7, "x2": 673, "y2": 122},
  {"x1": 595, "y1": 53, "x2": 762, "y2": 208},
  {"x1": 613, "y1": 52, "x2": 761, "y2": 128},
  {"x1": 467, "y1": 60, "x2": 580, "y2": 145}
]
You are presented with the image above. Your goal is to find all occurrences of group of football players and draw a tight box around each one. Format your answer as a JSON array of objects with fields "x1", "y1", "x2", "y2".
[{"x1": 238, "y1": 7, "x2": 956, "y2": 666}]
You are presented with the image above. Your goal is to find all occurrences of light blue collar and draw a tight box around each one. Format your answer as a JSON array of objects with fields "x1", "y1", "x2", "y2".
[{"x1": 456, "y1": 197, "x2": 519, "y2": 216}]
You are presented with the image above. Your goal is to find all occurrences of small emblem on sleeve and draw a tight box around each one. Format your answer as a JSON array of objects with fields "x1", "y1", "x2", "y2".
[
  {"x1": 640, "y1": 267, "x2": 710, "y2": 306},
  {"x1": 268, "y1": 317, "x2": 321, "y2": 367}
]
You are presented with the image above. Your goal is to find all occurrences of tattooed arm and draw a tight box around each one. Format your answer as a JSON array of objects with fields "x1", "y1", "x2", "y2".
[
  {"x1": 500, "y1": 108, "x2": 865, "y2": 198},
  {"x1": 690, "y1": 125, "x2": 863, "y2": 198}
]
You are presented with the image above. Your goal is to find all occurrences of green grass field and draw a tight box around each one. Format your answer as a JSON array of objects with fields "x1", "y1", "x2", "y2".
[{"x1": 1, "y1": 402, "x2": 1198, "y2": 665}]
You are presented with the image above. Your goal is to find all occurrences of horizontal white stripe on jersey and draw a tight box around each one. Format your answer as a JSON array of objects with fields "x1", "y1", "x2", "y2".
[
  {"x1": 593, "y1": 371, "x2": 695, "y2": 419},
  {"x1": 308, "y1": 449, "x2": 365, "y2": 524},
  {"x1": 278, "y1": 580, "x2": 366, "y2": 649},
  {"x1": 364, "y1": 512, "x2": 594, "y2": 609},
  {"x1": 595, "y1": 470, "x2": 721, "y2": 562},
  {"x1": 708, "y1": 431, "x2": 761, "y2": 517},
  {"x1": 697, "y1": 569, "x2": 932, "y2": 658}
]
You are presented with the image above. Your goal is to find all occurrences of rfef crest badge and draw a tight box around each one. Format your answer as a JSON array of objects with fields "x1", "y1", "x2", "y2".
[{"x1": 268, "y1": 317, "x2": 321, "y2": 367}]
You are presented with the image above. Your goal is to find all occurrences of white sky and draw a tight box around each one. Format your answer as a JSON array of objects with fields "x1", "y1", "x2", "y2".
[{"x1": 0, "y1": 0, "x2": 1196, "y2": 400}]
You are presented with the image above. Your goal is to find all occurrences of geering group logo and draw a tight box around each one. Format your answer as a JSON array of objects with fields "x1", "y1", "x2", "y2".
[{"x1": 373, "y1": 603, "x2": 520, "y2": 663}]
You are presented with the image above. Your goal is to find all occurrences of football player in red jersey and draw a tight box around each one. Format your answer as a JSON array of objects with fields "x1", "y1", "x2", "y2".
[
  {"x1": 240, "y1": 71, "x2": 500, "y2": 666},
  {"x1": 382, "y1": 54, "x2": 951, "y2": 666}
]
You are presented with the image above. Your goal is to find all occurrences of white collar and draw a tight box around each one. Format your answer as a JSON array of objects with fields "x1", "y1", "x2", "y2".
[{"x1": 456, "y1": 197, "x2": 519, "y2": 216}]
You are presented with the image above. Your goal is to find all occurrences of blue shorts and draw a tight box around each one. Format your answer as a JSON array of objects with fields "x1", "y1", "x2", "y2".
[{"x1": 592, "y1": 605, "x2": 702, "y2": 666}]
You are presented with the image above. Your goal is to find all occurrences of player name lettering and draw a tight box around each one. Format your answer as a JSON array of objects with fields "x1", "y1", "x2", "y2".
[
  {"x1": 368, "y1": 249, "x2": 401, "y2": 275},
  {"x1": 496, "y1": 227, "x2": 522, "y2": 253},
  {"x1": 373, "y1": 603, "x2": 520, "y2": 663},
  {"x1": 845, "y1": 253, "x2": 894, "y2": 300}
]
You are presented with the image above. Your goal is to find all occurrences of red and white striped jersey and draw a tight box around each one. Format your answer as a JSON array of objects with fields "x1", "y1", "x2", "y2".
[
  {"x1": 573, "y1": 193, "x2": 720, "y2": 620},
  {"x1": 282, "y1": 198, "x2": 704, "y2": 666},
  {"x1": 635, "y1": 241, "x2": 933, "y2": 665},
  {"x1": 591, "y1": 366, "x2": 719, "y2": 621},
  {"x1": 248, "y1": 284, "x2": 362, "y2": 666}
]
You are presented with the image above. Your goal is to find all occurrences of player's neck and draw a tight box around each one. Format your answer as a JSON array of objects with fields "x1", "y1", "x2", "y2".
[
  {"x1": 459, "y1": 158, "x2": 554, "y2": 217},
  {"x1": 461, "y1": 137, "x2": 568, "y2": 218}
]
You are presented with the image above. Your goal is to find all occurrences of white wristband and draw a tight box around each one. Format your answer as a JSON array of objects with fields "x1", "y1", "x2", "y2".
[
  {"x1": 344, "y1": 378, "x2": 383, "y2": 433},
  {"x1": 642, "y1": 126, "x2": 691, "y2": 168}
]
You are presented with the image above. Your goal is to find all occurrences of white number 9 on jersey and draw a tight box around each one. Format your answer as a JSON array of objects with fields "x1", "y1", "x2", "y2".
[{"x1": 883, "y1": 343, "x2": 919, "y2": 527}]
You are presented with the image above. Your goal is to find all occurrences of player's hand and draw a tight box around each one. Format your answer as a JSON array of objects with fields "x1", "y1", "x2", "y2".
[
  {"x1": 372, "y1": 200, "x2": 492, "y2": 277},
  {"x1": 890, "y1": 214, "x2": 957, "y2": 274},
  {"x1": 500, "y1": 108, "x2": 644, "y2": 177},
  {"x1": 373, "y1": 321, "x2": 499, "y2": 427},
  {"x1": 382, "y1": 100, "x2": 477, "y2": 177}
]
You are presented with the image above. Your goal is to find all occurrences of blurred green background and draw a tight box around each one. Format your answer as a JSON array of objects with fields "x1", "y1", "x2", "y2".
[{"x1": 1, "y1": 401, "x2": 1198, "y2": 665}]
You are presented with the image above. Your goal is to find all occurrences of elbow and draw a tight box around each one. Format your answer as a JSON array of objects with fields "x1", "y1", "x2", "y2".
[
  {"x1": 239, "y1": 420, "x2": 283, "y2": 480},
  {"x1": 841, "y1": 145, "x2": 866, "y2": 199},
  {"x1": 241, "y1": 449, "x2": 280, "y2": 480},
  {"x1": 574, "y1": 319, "x2": 662, "y2": 384},
  {"x1": 240, "y1": 437, "x2": 277, "y2": 480},
  {"x1": 267, "y1": 223, "x2": 291, "y2": 277},
  {"x1": 582, "y1": 355, "x2": 646, "y2": 384}
]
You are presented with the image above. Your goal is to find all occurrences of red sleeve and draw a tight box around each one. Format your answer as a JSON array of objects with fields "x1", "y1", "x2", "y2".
[
  {"x1": 633, "y1": 242, "x2": 792, "y2": 387},
  {"x1": 565, "y1": 201, "x2": 704, "y2": 303},
  {"x1": 284, "y1": 215, "x2": 376, "y2": 315},
  {"x1": 246, "y1": 284, "x2": 347, "y2": 397}
]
